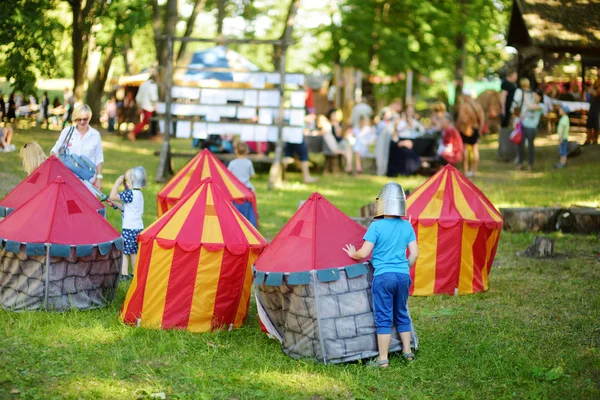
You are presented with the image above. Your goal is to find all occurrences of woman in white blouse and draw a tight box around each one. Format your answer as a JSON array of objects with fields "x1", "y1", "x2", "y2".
[{"x1": 50, "y1": 104, "x2": 104, "y2": 189}]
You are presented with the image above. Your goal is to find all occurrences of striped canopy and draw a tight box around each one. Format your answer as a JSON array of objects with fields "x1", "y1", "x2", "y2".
[
  {"x1": 0, "y1": 156, "x2": 105, "y2": 218},
  {"x1": 156, "y1": 149, "x2": 258, "y2": 226},
  {"x1": 121, "y1": 178, "x2": 266, "y2": 332},
  {"x1": 405, "y1": 165, "x2": 503, "y2": 296}
]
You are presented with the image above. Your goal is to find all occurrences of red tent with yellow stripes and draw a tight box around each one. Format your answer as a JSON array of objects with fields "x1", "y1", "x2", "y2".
[
  {"x1": 156, "y1": 149, "x2": 258, "y2": 227},
  {"x1": 120, "y1": 178, "x2": 266, "y2": 332},
  {"x1": 406, "y1": 165, "x2": 503, "y2": 296}
]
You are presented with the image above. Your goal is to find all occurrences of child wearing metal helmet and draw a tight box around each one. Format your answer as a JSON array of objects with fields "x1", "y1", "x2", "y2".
[
  {"x1": 109, "y1": 166, "x2": 146, "y2": 281},
  {"x1": 343, "y1": 182, "x2": 418, "y2": 367}
]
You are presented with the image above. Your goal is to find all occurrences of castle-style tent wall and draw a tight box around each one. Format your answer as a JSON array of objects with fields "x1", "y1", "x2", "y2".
[
  {"x1": 406, "y1": 165, "x2": 503, "y2": 296},
  {"x1": 157, "y1": 149, "x2": 258, "y2": 227},
  {"x1": 0, "y1": 156, "x2": 106, "y2": 219},
  {"x1": 0, "y1": 179, "x2": 122, "y2": 311},
  {"x1": 254, "y1": 193, "x2": 417, "y2": 364},
  {"x1": 122, "y1": 179, "x2": 266, "y2": 332}
]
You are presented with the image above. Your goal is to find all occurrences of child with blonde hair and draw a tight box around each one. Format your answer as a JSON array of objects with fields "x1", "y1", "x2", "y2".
[
  {"x1": 109, "y1": 166, "x2": 146, "y2": 281},
  {"x1": 19, "y1": 142, "x2": 47, "y2": 175},
  {"x1": 228, "y1": 141, "x2": 256, "y2": 191}
]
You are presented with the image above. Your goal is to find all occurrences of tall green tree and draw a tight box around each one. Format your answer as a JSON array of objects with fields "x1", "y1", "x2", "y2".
[{"x1": 0, "y1": 0, "x2": 60, "y2": 94}]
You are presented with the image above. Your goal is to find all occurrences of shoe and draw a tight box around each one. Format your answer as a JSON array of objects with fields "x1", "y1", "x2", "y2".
[
  {"x1": 466, "y1": 171, "x2": 474, "y2": 177},
  {"x1": 515, "y1": 164, "x2": 524, "y2": 171},
  {"x1": 6, "y1": 144, "x2": 15, "y2": 152},
  {"x1": 282, "y1": 157, "x2": 295, "y2": 166},
  {"x1": 527, "y1": 165, "x2": 533, "y2": 171},
  {"x1": 366, "y1": 358, "x2": 389, "y2": 368},
  {"x1": 555, "y1": 163, "x2": 566, "y2": 169},
  {"x1": 402, "y1": 352, "x2": 415, "y2": 362}
]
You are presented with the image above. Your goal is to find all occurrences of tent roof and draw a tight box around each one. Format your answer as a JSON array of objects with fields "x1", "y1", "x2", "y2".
[
  {"x1": 406, "y1": 165, "x2": 503, "y2": 228},
  {"x1": 0, "y1": 178, "x2": 120, "y2": 245},
  {"x1": 254, "y1": 193, "x2": 368, "y2": 274},
  {"x1": 143, "y1": 179, "x2": 265, "y2": 253},
  {"x1": 0, "y1": 156, "x2": 105, "y2": 216},
  {"x1": 158, "y1": 149, "x2": 255, "y2": 206},
  {"x1": 507, "y1": 0, "x2": 600, "y2": 54},
  {"x1": 183, "y1": 46, "x2": 260, "y2": 81}
]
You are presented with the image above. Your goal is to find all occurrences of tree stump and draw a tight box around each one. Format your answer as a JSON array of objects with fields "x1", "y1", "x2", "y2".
[
  {"x1": 555, "y1": 207, "x2": 600, "y2": 234},
  {"x1": 500, "y1": 207, "x2": 563, "y2": 232},
  {"x1": 518, "y1": 236, "x2": 555, "y2": 258},
  {"x1": 359, "y1": 203, "x2": 377, "y2": 218}
]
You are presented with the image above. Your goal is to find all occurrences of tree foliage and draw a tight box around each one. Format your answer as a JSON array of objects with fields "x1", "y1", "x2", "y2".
[{"x1": 0, "y1": 0, "x2": 61, "y2": 94}]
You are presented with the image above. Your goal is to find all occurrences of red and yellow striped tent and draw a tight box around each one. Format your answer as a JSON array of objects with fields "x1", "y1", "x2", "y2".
[
  {"x1": 157, "y1": 149, "x2": 258, "y2": 227},
  {"x1": 406, "y1": 165, "x2": 503, "y2": 296},
  {"x1": 121, "y1": 178, "x2": 266, "y2": 332}
]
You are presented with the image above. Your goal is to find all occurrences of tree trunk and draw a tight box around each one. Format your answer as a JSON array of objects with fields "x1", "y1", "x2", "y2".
[
  {"x1": 453, "y1": 0, "x2": 467, "y2": 107},
  {"x1": 86, "y1": 47, "x2": 116, "y2": 125},
  {"x1": 500, "y1": 207, "x2": 563, "y2": 233},
  {"x1": 272, "y1": 0, "x2": 300, "y2": 71},
  {"x1": 123, "y1": 37, "x2": 137, "y2": 75},
  {"x1": 153, "y1": 0, "x2": 178, "y2": 99},
  {"x1": 217, "y1": 0, "x2": 226, "y2": 36},
  {"x1": 71, "y1": 1, "x2": 86, "y2": 102},
  {"x1": 518, "y1": 236, "x2": 555, "y2": 258},
  {"x1": 176, "y1": 0, "x2": 207, "y2": 64}
]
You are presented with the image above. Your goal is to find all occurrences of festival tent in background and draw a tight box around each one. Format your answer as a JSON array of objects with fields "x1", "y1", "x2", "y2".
[
  {"x1": 182, "y1": 45, "x2": 260, "y2": 82},
  {"x1": 253, "y1": 193, "x2": 418, "y2": 364},
  {"x1": 121, "y1": 178, "x2": 266, "y2": 332},
  {"x1": 0, "y1": 156, "x2": 106, "y2": 219},
  {"x1": 0, "y1": 178, "x2": 122, "y2": 311},
  {"x1": 157, "y1": 149, "x2": 258, "y2": 227},
  {"x1": 405, "y1": 164, "x2": 503, "y2": 296}
]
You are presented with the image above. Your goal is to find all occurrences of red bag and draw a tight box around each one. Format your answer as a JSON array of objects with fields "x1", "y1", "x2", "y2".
[{"x1": 509, "y1": 122, "x2": 523, "y2": 145}]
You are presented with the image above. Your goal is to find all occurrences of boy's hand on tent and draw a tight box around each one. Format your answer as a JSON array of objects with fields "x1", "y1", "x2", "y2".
[{"x1": 343, "y1": 244, "x2": 357, "y2": 258}]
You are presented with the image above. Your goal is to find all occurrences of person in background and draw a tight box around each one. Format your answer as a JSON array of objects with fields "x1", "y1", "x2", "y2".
[
  {"x1": 547, "y1": 83, "x2": 561, "y2": 99},
  {"x1": 20, "y1": 142, "x2": 47, "y2": 174},
  {"x1": 396, "y1": 104, "x2": 425, "y2": 138},
  {"x1": 343, "y1": 182, "x2": 418, "y2": 367},
  {"x1": 40, "y1": 92, "x2": 50, "y2": 129},
  {"x1": 129, "y1": 70, "x2": 159, "y2": 141},
  {"x1": 569, "y1": 79, "x2": 583, "y2": 101},
  {"x1": 317, "y1": 115, "x2": 353, "y2": 174},
  {"x1": 429, "y1": 102, "x2": 447, "y2": 132},
  {"x1": 584, "y1": 79, "x2": 600, "y2": 145},
  {"x1": 0, "y1": 92, "x2": 5, "y2": 120},
  {"x1": 62, "y1": 88, "x2": 74, "y2": 128},
  {"x1": 388, "y1": 98, "x2": 404, "y2": 119},
  {"x1": 109, "y1": 166, "x2": 146, "y2": 281},
  {"x1": 351, "y1": 96, "x2": 373, "y2": 128},
  {"x1": 50, "y1": 104, "x2": 104, "y2": 190},
  {"x1": 353, "y1": 115, "x2": 376, "y2": 175},
  {"x1": 328, "y1": 108, "x2": 344, "y2": 142},
  {"x1": 555, "y1": 106, "x2": 570, "y2": 169},
  {"x1": 437, "y1": 113, "x2": 463, "y2": 166},
  {"x1": 3, "y1": 92, "x2": 17, "y2": 145},
  {"x1": 517, "y1": 92, "x2": 545, "y2": 171},
  {"x1": 456, "y1": 94, "x2": 485, "y2": 177},
  {"x1": 0, "y1": 127, "x2": 15, "y2": 152},
  {"x1": 228, "y1": 141, "x2": 256, "y2": 192},
  {"x1": 104, "y1": 95, "x2": 118, "y2": 132},
  {"x1": 282, "y1": 113, "x2": 319, "y2": 184}
]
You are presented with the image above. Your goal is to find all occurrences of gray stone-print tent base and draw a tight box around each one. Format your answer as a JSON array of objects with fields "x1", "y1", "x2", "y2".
[
  {"x1": 0, "y1": 241, "x2": 122, "y2": 311},
  {"x1": 255, "y1": 262, "x2": 418, "y2": 364}
]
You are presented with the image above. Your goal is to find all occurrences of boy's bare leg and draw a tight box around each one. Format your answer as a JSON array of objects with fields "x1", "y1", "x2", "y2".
[
  {"x1": 130, "y1": 254, "x2": 137, "y2": 276},
  {"x1": 471, "y1": 143, "x2": 479, "y2": 175},
  {"x1": 377, "y1": 333, "x2": 391, "y2": 362},
  {"x1": 121, "y1": 256, "x2": 129, "y2": 276},
  {"x1": 301, "y1": 161, "x2": 318, "y2": 183},
  {"x1": 399, "y1": 331, "x2": 412, "y2": 355}
]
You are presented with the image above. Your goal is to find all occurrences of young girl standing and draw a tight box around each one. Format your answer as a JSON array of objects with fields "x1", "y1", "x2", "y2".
[{"x1": 109, "y1": 166, "x2": 146, "y2": 280}]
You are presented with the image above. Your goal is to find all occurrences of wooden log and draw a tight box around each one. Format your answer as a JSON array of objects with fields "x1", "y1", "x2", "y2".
[
  {"x1": 555, "y1": 207, "x2": 600, "y2": 234},
  {"x1": 518, "y1": 236, "x2": 555, "y2": 258},
  {"x1": 499, "y1": 207, "x2": 563, "y2": 232}
]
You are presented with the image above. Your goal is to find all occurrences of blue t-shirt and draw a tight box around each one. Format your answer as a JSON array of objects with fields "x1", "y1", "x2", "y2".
[{"x1": 363, "y1": 218, "x2": 416, "y2": 276}]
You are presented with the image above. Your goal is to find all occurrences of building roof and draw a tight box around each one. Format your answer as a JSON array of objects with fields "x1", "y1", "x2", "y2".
[{"x1": 507, "y1": 0, "x2": 600, "y2": 54}]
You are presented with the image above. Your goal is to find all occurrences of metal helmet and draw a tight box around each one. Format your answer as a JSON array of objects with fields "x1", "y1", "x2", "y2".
[
  {"x1": 374, "y1": 182, "x2": 406, "y2": 218},
  {"x1": 126, "y1": 166, "x2": 147, "y2": 189}
]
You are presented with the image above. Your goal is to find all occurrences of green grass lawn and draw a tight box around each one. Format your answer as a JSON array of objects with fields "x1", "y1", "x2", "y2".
[{"x1": 0, "y1": 127, "x2": 599, "y2": 399}]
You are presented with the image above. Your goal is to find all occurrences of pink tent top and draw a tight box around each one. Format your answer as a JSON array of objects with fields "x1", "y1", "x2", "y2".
[
  {"x1": 254, "y1": 193, "x2": 368, "y2": 273},
  {"x1": 0, "y1": 156, "x2": 105, "y2": 215},
  {"x1": 0, "y1": 178, "x2": 120, "y2": 245}
]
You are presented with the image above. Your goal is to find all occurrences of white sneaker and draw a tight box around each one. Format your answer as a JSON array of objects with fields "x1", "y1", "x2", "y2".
[
  {"x1": 7, "y1": 144, "x2": 16, "y2": 152},
  {"x1": 466, "y1": 171, "x2": 474, "y2": 178}
]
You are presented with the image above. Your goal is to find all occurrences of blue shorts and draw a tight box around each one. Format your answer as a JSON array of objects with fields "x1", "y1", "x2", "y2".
[
  {"x1": 284, "y1": 141, "x2": 309, "y2": 162},
  {"x1": 122, "y1": 228, "x2": 143, "y2": 255},
  {"x1": 559, "y1": 140, "x2": 568, "y2": 157},
  {"x1": 372, "y1": 272, "x2": 412, "y2": 334}
]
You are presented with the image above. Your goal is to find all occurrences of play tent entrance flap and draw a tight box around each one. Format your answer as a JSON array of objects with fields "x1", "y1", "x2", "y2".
[
  {"x1": 253, "y1": 193, "x2": 418, "y2": 364},
  {"x1": 0, "y1": 156, "x2": 105, "y2": 218},
  {"x1": 157, "y1": 149, "x2": 258, "y2": 227},
  {"x1": 122, "y1": 178, "x2": 266, "y2": 332},
  {"x1": 406, "y1": 164, "x2": 503, "y2": 296},
  {"x1": 0, "y1": 178, "x2": 122, "y2": 311}
]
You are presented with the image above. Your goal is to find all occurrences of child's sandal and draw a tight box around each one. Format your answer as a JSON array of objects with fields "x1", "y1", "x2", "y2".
[
  {"x1": 367, "y1": 358, "x2": 389, "y2": 368},
  {"x1": 402, "y1": 352, "x2": 415, "y2": 362}
]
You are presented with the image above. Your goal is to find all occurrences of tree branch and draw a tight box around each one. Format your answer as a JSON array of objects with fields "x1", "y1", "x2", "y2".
[{"x1": 176, "y1": 0, "x2": 207, "y2": 63}]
